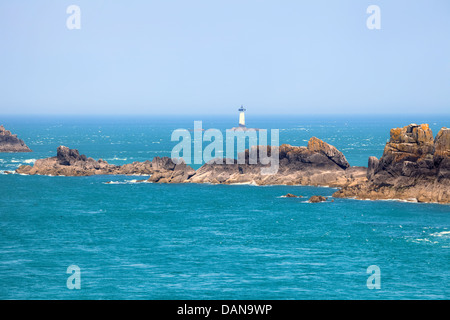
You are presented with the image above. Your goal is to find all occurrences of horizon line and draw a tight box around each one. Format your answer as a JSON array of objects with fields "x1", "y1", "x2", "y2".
[{"x1": 1, "y1": 112, "x2": 450, "y2": 117}]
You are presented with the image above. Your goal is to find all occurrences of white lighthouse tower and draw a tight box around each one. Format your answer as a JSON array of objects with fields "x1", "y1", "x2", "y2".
[{"x1": 238, "y1": 105, "x2": 246, "y2": 128}]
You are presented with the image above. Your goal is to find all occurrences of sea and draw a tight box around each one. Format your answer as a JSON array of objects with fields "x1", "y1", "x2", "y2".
[{"x1": 0, "y1": 114, "x2": 449, "y2": 300}]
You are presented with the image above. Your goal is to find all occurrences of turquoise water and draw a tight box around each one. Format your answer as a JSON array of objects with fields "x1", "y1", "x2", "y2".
[{"x1": 0, "y1": 115, "x2": 449, "y2": 299}]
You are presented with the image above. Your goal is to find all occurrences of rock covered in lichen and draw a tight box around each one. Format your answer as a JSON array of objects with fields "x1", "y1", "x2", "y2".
[{"x1": 334, "y1": 124, "x2": 450, "y2": 204}]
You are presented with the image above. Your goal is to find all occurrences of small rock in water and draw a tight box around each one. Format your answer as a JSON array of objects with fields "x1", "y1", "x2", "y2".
[
  {"x1": 284, "y1": 193, "x2": 299, "y2": 198},
  {"x1": 309, "y1": 195, "x2": 327, "y2": 203}
]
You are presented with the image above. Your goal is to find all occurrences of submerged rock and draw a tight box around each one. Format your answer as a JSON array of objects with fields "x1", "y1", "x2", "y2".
[{"x1": 0, "y1": 125, "x2": 32, "y2": 153}]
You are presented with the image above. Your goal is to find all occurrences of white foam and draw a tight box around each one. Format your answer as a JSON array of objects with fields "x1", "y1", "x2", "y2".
[
  {"x1": 103, "y1": 179, "x2": 149, "y2": 185},
  {"x1": 351, "y1": 197, "x2": 429, "y2": 204},
  {"x1": 9, "y1": 159, "x2": 36, "y2": 164},
  {"x1": 229, "y1": 181, "x2": 254, "y2": 185},
  {"x1": 431, "y1": 231, "x2": 450, "y2": 237},
  {"x1": 411, "y1": 238, "x2": 438, "y2": 244}
]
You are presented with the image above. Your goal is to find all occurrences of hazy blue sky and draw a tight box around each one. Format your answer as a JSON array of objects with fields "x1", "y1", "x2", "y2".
[{"x1": 0, "y1": 0, "x2": 449, "y2": 115}]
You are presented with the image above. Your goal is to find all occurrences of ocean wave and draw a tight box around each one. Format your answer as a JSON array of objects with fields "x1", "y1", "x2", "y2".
[
  {"x1": 105, "y1": 157, "x2": 128, "y2": 161},
  {"x1": 430, "y1": 231, "x2": 450, "y2": 238},
  {"x1": 82, "y1": 209, "x2": 104, "y2": 214},
  {"x1": 408, "y1": 238, "x2": 439, "y2": 245},
  {"x1": 350, "y1": 198, "x2": 423, "y2": 204},
  {"x1": 281, "y1": 127, "x2": 310, "y2": 131},
  {"x1": 228, "y1": 181, "x2": 259, "y2": 186},
  {"x1": 103, "y1": 179, "x2": 150, "y2": 185},
  {"x1": 381, "y1": 198, "x2": 419, "y2": 203},
  {"x1": 9, "y1": 159, "x2": 36, "y2": 164}
]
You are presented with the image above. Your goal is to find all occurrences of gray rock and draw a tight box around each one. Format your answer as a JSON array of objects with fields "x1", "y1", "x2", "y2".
[{"x1": 0, "y1": 125, "x2": 32, "y2": 153}]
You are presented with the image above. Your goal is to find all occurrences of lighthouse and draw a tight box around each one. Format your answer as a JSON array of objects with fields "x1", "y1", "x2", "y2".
[
  {"x1": 231, "y1": 105, "x2": 258, "y2": 131},
  {"x1": 238, "y1": 105, "x2": 246, "y2": 127}
]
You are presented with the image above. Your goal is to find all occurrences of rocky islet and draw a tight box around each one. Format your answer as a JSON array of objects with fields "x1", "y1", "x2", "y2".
[{"x1": 0, "y1": 125, "x2": 32, "y2": 153}]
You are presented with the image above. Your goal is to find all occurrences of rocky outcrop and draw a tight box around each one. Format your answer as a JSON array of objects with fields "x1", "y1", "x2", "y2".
[
  {"x1": 333, "y1": 124, "x2": 450, "y2": 204},
  {"x1": 16, "y1": 146, "x2": 195, "y2": 179},
  {"x1": 188, "y1": 138, "x2": 363, "y2": 187},
  {"x1": 307, "y1": 137, "x2": 350, "y2": 169},
  {"x1": 309, "y1": 195, "x2": 327, "y2": 203},
  {"x1": 0, "y1": 125, "x2": 31, "y2": 152},
  {"x1": 147, "y1": 158, "x2": 196, "y2": 183},
  {"x1": 434, "y1": 128, "x2": 450, "y2": 177},
  {"x1": 16, "y1": 146, "x2": 119, "y2": 176},
  {"x1": 283, "y1": 193, "x2": 302, "y2": 198}
]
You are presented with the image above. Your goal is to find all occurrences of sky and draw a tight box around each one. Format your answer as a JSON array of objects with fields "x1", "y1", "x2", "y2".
[{"x1": 0, "y1": 0, "x2": 449, "y2": 115}]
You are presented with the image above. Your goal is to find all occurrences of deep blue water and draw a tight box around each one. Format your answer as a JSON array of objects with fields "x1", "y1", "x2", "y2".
[{"x1": 0, "y1": 115, "x2": 449, "y2": 299}]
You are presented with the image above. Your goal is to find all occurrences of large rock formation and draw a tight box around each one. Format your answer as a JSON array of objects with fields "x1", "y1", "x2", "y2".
[
  {"x1": 188, "y1": 138, "x2": 365, "y2": 186},
  {"x1": 333, "y1": 124, "x2": 450, "y2": 203},
  {"x1": 0, "y1": 125, "x2": 31, "y2": 152}
]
